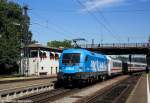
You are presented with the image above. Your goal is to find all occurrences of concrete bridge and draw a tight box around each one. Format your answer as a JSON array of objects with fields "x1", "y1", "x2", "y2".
[
  {"x1": 27, "y1": 43, "x2": 150, "y2": 68},
  {"x1": 79, "y1": 43, "x2": 150, "y2": 68},
  {"x1": 79, "y1": 43, "x2": 150, "y2": 55}
]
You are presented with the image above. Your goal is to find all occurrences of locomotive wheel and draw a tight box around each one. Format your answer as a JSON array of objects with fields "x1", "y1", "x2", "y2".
[
  {"x1": 87, "y1": 78, "x2": 90, "y2": 84},
  {"x1": 78, "y1": 80, "x2": 84, "y2": 88},
  {"x1": 102, "y1": 76, "x2": 106, "y2": 81},
  {"x1": 90, "y1": 78, "x2": 93, "y2": 83}
]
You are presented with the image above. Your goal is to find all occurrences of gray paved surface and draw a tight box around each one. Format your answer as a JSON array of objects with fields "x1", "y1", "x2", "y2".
[
  {"x1": 126, "y1": 73, "x2": 150, "y2": 103},
  {"x1": 0, "y1": 78, "x2": 56, "y2": 91}
]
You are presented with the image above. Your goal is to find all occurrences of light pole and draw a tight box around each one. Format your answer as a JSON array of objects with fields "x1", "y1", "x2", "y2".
[
  {"x1": 148, "y1": 35, "x2": 150, "y2": 43},
  {"x1": 12, "y1": 22, "x2": 22, "y2": 75},
  {"x1": 129, "y1": 55, "x2": 132, "y2": 75},
  {"x1": 128, "y1": 37, "x2": 130, "y2": 44},
  {"x1": 22, "y1": 5, "x2": 30, "y2": 77}
]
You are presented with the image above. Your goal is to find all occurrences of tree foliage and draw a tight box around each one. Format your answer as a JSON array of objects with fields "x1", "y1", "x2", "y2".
[
  {"x1": 0, "y1": 0, "x2": 32, "y2": 74},
  {"x1": 47, "y1": 39, "x2": 73, "y2": 48}
]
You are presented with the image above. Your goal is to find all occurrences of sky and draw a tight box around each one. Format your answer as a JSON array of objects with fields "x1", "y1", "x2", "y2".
[{"x1": 12, "y1": 0, "x2": 150, "y2": 45}]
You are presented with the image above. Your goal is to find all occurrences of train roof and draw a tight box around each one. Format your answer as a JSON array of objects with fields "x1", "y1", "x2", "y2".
[
  {"x1": 62, "y1": 48, "x2": 88, "y2": 53},
  {"x1": 62, "y1": 49, "x2": 107, "y2": 59},
  {"x1": 127, "y1": 61, "x2": 147, "y2": 65}
]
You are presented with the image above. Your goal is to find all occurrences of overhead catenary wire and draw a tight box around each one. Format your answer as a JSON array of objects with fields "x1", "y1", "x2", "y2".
[
  {"x1": 31, "y1": 21, "x2": 73, "y2": 39},
  {"x1": 29, "y1": 4, "x2": 145, "y2": 41},
  {"x1": 29, "y1": 11, "x2": 75, "y2": 39},
  {"x1": 29, "y1": 10, "x2": 93, "y2": 41},
  {"x1": 74, "y1": 0, "x2": 121, "y2": 43},
  {"x1": 21, "y1": 2, "x2": 150, "y2": 43},
  {"x1": 7, "y1": 0, "x2": 150, "y2": 14},
  {"x1": 27, "y1": 8, "x2": 150, "y2": 13},
  {"x1": 102, "y1": 9, "x2": 150, "y2": 13},
  {"x1": 95, "y1": 8, "x2": 122, "y2": 42}
]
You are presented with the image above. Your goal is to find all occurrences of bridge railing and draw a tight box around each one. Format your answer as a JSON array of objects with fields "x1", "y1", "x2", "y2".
[{"x1": 79, "y1": 43, "x2": 150, "y2": 48}]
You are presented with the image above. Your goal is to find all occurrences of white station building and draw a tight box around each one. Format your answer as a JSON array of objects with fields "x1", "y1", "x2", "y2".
[{"x1": 21, "y1": 44, "x2": 61, "y2": 76}]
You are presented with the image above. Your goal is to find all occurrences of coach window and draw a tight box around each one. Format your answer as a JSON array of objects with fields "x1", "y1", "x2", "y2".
[
  {"x1": 113, "y1": 62, "x2": 116, "y2": 67},
  {"x1": 135, "y1": 64, "x2": 139, "y2": 67},
  {"x1": 118, "y1": 63, "x2": 121, "y2": 67},
  {"x1": 113, "y1": 62, "x2": 121, "y2": 67}
]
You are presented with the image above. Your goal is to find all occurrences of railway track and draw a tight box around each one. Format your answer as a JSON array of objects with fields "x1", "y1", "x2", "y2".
[
  {"x1": 14, "y1": 88, "x2": 72, "y2": 103},
  {"x1": 79, "y1": 73, "x2": 141, "y2": 103},
  {"x1": 49, "y1": 75, "x2": 129, "y2": 103},
  {"x1": 10, "y1": 74, "x2": 141, "y2": 103},
  {"x1": 0, "y1": 78, "x2": 56, "y2": 101}
]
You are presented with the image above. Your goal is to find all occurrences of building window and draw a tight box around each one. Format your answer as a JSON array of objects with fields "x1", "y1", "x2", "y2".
[
  {"x1": 30, "y1": 50, "x2": 38, "y2": 58},
  {"x1": 55, "y1": 54, "x2": 59, "y2": 60},
  {"x1": 41, "y1": 67, "x2": 44, "y2": 70},
  {"x1": 50, "y1": 53, "x2": 54, "y2": 60},
  {"x1": 43, "y1": 52, "x2": 47, "y2": 58}
]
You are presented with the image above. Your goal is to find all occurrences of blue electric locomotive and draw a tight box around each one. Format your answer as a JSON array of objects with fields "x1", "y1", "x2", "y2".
[{"x1": 55, "y1": 49, "x2": 109, "y2": 88}]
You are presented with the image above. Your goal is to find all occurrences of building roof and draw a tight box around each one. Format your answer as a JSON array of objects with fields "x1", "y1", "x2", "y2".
[{"x1": 27, "y1": 43, "x2": 62, "y2": 52}]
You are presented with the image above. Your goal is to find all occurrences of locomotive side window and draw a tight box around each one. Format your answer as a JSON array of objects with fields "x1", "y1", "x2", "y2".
[
  {"x1": 62, "y1": 53, "x2": 80, "y2": 65},
  {"x1": 85, "y1": 55, "x2": 89, "y2": 62}
]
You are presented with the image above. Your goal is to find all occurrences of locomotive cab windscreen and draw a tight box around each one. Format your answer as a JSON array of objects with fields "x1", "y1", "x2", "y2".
[{"x1": 62, "y1": 53, "x2": 80, "y2": 65}]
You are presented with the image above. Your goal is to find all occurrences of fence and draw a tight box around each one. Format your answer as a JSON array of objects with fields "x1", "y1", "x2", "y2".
[{"x1": 79, "y1": 43, "x2": 150, "y2": 48}]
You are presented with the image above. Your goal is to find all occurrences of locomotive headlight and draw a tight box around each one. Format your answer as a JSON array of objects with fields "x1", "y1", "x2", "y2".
[
  {"x1": 76, "y1": 74, "x2": 81, "y2": 77},
  {"x1": 68, "y1": 76, "x2": 71, "y2": 81}
]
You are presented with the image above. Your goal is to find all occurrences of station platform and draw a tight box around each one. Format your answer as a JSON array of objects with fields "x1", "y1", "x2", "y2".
[
  {"x1": 0, "y1": 75, "x2": 56, "y2": 83},
  {"x1": 0, "y1": 75, "x2": 56, "y2": 92},
  {"x1": 126, "y1": 73, "x2": 150, "y2": 103}
]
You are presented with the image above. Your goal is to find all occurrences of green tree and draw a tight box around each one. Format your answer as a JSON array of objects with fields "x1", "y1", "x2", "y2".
[
  {"x1": 0, "y1": 0, "x2": 32, "y2": 74},
  {"x1": 47, "y1": 39, "x2": 73, "y2": 48}
]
